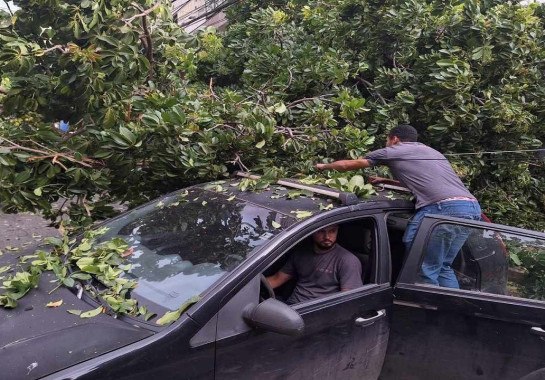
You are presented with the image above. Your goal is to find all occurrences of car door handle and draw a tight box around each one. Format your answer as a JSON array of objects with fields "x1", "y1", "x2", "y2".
[
  {"x1": 355, "y1": 309, "x2": 386, "y2": 327},
  {"x1": 531, "y1": 327, "x2": 545, "y2": 337}
]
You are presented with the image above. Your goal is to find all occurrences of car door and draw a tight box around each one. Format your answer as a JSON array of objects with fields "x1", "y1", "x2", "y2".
[
  {"x1": 382, "y1": 215, "x2": 545, "y2": 380},
  {"x1": 213, "y1": 215, "x2": 394, "y2": 380}
]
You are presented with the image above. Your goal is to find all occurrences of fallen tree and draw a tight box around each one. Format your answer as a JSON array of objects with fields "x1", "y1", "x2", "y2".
[{"x1": 0, "y1": 0, "x2": 544, "y2": 229}]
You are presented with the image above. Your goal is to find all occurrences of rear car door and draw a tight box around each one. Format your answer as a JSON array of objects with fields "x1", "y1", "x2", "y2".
[
  {"x1": 382, "y1": 215, "x2": 545, "y2": 380},
  {"x1": 213, "y1": 214, "x2": 393, "y2": 380}
]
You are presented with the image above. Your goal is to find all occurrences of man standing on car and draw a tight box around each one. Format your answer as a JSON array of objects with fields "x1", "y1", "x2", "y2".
[
  {"x1": 314, "y1": 124, "x2": 481, "y2": 288},
  {"x1": 266, "y1": 224, "x2": 363, "y2": 304}
]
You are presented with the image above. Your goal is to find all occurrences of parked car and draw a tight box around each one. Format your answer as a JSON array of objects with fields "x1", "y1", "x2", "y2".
[{"x1": 2, "y1": 173, "x2": 545, "y2": 380}]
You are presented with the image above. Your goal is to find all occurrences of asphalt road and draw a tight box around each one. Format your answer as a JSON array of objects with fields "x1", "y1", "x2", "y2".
[{"x1": 0, "y1": 211, "x2": 59, "y2": 254}]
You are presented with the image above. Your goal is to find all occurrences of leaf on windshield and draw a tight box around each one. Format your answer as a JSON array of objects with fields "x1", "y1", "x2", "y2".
[
  {"x1": 80, "y1": 306, "x2": 104, "y2": 318},
  {"x1": 67, "y1": 309, "x2": 82, "y2": 316},
  {"x1": 201, "y1": 200, "x2": 207, "y2": 206},
  {"x1": 227, "y1": 195, "x2": 236, "y2": 201},
  {"x1": 138, "y1": 305, "x2": 157, "y2": 321},
  {"x1": 290, "y1": 210, "x2": 313, "y2": 219},
  {"x1": 78, "y1": 241, "x2": 92, "y2": 252},
  {"x1": 156, "y1": 295, "x2": 200, "y2": 326},
  {"x1": 271, "y1": 221, "x2": 281, "y2": 229},
  {"x1": 5, "y1": 246, "x2": 19, "y2": 251},
  {"x1": 44, "y1": 237, "x2": 63, "y2": 247},
  {"x1": 46, "y1": 299, "x2": 63, "y2": 308},
  {"x1": 0, "y1": 265, "x2": 10, "y2": 274}
]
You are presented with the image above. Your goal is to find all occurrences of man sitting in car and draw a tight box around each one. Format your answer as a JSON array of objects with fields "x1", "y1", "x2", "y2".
[{"x1": 266, "y1": 224, "x2": 363, "y2": 304}]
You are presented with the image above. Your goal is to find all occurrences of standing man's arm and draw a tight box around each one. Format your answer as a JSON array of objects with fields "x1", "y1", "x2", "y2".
[{"x1": 315, "y1": 159, "x2": 372, "y2": 172}]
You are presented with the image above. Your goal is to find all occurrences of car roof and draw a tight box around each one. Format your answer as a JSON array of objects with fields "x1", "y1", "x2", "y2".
[{"x1": 194, "y1": 177, "x2": 415, "y2": 218}]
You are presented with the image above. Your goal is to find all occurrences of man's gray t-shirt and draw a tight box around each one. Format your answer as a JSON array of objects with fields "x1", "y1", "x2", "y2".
[
  {"x1": 365, "y1": 142, "x2": 475, "y2": 209},
  {"x1": 281, "y1": 244, "x2": 363, "y2": 305}
]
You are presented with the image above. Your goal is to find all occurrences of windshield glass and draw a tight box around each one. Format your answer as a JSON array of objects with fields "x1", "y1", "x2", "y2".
[{"x1": 97, "y1": 187, "x2": 292, "y2": 314}]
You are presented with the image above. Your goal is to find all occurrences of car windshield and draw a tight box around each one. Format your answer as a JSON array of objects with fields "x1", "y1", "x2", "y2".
[{"x1": 96, "y1": 187, "x2": 292, "y2": 314}]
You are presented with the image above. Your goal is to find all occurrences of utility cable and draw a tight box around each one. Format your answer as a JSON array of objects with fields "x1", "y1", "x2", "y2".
[
  {"x1": 359, "y1": 148, "x2": 545, "y2": 163},
  {"x1": 444, "y1": 148, "x2": 545, "y2": 156}
]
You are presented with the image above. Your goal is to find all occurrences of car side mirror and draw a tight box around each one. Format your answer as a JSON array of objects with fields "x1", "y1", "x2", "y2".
[{"x1": 243, "y1": 299, "x2": 304, "y2": 336}]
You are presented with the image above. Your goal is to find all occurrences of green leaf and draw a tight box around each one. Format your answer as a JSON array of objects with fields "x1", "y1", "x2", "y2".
[
  {"x1": 348, "y1": 175, "x2": 365, "y2": 191},
  {"x1": 156, "y1": 295, "x2": 200, "y2": 326},
  {"x1": 291, "y1": 210, "x2": 313, "y2": 219},
  {"x1": 80, "y1": 306, "x2": 103, "y2": 318},
  {"x1": 319, "y1": 203, "x2": 334, "y2": 211},
  {"x1": 96, "y1": 35, "x2": 119, "y2": 47},
  {"x1": 119, "y1": 126, "x2": 136, "y2": 144},
  {"x1": 255, "y1": 140, "x2": 266, "y2": 149},
  {"x1": 271, "y1": 221, "x2": 281, "y2": 229},
  {"x1": 436, "y1": 59, "x2": 456, "y2": 67},
  {"x1": 510, "y1": 253, "x2": 522, "y2": 266},
  {"x1": 274, "y1": 103, "x2": 287, "y2": 114},
  {"x1": 67, "y1": 309, "x2": 82, "y2": 316}
]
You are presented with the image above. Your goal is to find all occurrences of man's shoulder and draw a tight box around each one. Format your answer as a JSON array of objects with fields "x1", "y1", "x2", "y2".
[
  {"x1": 396, "y1": 142, "x2": 444, "y2": 156},
  {"x1": 333, "y1": 245, "x2": 361, "y2": 261}
]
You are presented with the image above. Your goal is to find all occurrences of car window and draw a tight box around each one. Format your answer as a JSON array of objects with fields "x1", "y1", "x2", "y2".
[
  {"x1": 416, "y1": 222, "x2": 545, "y2": 301},
  {"x1": 262, "y1": 219, "x2": 376, "y2": 305},
  {"x1": 96, "y1": 188, "x2": 293, "y2": 313}
]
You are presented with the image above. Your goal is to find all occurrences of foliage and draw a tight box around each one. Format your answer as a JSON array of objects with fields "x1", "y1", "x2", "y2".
[
  {"x1": 0, "y1": 0, "x2": 544, "y2": 231},
  {"x1": 0, "y1": 227, "x2": 177, "y2": 321},
  {"x1": 508, "y1": 240, "x2": 545, "y2": 300}
]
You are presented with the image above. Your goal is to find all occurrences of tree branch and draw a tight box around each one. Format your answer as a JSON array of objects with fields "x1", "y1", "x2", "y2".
[
  {"x1": 286, "y1": 94, "x2": 334, "y2": 108},
  {"x1": 0, "y1": 138, "x2": 101, "y2": 168},
  {"x1": 41, "y1": 45, "x2": 70, "y2": 54},
  {"x1": 123, "y1": 2, "x2": 162, "y2": 24},
  {"x1": 356, "y1": 76, "x2": 386, "y2": 106},
  {"x1": 141, "y1": 14, "x2": 154, "y2": 80}
]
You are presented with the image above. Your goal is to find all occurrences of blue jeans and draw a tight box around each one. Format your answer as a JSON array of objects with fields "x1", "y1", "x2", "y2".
[{"x1": 403, "y1": 200, "x2": 482, "y2": 288}]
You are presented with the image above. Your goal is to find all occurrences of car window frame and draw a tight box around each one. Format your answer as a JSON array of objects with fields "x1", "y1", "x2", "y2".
[
  {"x1": 187, "y1": 207, "x2": 393, "y2": 325},
  {"x1": 231, "y1": 213, "x2": 388, "y2": 317}
]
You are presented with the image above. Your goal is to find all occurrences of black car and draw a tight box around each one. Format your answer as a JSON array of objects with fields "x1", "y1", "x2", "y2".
[{"x1": 2, "y1": 173, "x2": 545, "y2": 380}]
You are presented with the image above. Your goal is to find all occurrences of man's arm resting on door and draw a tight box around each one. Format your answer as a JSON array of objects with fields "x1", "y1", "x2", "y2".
[{"x1": 266, "y1": 272, "x2": 293, "y2": 289}]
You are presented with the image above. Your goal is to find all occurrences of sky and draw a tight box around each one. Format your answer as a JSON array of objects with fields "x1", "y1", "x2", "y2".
[{"x1": 0, "y1": 1, "x2": 17, "y2": 13}]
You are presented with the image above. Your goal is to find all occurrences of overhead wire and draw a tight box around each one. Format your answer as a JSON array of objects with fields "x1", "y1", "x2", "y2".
[{"x1": 363, "y1": 148, "x2": 545, "y2": 163}]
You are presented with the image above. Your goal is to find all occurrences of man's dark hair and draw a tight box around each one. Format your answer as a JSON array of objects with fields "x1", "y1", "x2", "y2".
[{"x1": 389, "y1": 124, "x2": 418, "y2": 142}]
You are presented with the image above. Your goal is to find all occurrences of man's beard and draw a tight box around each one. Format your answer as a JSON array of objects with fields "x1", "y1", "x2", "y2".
[{"x1": 316, "y1": 240, "x2": 335, "y2": 250}]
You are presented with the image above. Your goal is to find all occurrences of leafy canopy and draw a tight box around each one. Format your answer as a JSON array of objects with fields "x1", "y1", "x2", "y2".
[{"x1": 0, "y1": 0, "x2": 544, "y2": 229}]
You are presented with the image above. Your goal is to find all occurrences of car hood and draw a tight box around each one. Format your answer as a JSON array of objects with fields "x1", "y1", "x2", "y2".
[{"x1": 0, "y1": 253, "x2": 153, "y2": 380}]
